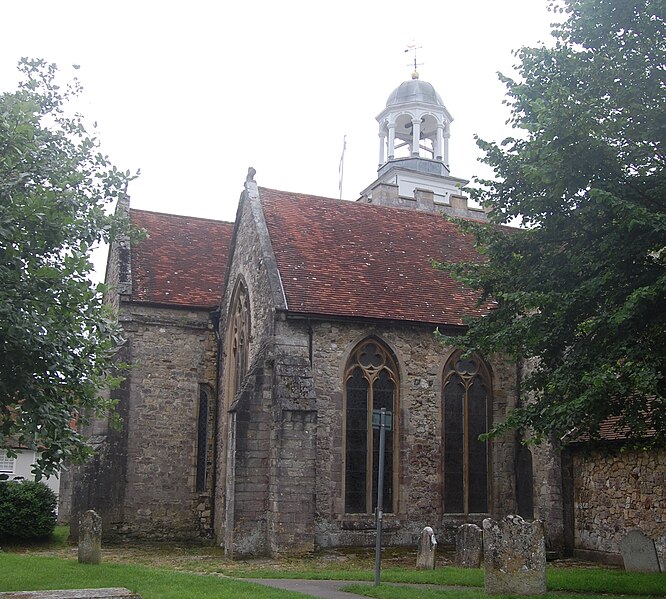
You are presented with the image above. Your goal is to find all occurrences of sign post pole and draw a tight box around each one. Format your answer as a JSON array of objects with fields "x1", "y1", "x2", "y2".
[{"x1": 374, "y1": 407, "x2": 386, "y2": 587}]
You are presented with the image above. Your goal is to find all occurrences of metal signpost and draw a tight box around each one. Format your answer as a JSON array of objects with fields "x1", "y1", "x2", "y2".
[{"x1": 374, "y1": 407, "x2": 388, "y2": 587}]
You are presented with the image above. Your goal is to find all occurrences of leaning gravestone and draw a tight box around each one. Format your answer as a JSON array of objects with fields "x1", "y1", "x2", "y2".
[
  {"x1": 78, "y1": 510, "x2": 102, "y2": 565},
  {"x1": 416, "y1": 526, "x2": 437, "y2": 570},
  {"x1": 456, "y1": 523, "x2": 483, "y2": 568},
  {"x1": 483, "y1": 515, "x2": 546, "y2": 596},
  {"x1": 620, "y1": 529, "x2": 662, "y2": 573}
]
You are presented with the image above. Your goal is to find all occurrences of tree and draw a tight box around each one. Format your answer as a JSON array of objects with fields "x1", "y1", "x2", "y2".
[
  {"x1": 437, "y1": 0, "x2": 665, "y2": 445},
  {"x1": 0, "y1": 59, "x2": 137, "y2": 478}
]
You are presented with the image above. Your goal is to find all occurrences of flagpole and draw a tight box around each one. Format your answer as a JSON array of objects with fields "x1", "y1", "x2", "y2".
[{"x1": 338, "y1": 135, "x2": 346, "y2": 199}]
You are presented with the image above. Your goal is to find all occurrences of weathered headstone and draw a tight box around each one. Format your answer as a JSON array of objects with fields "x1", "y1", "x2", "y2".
[
  {"x1": 456, "y1": 523, "x2": 483, "y2": 568},
  {"x1": 620, "y1": 529, "x2": 662, "y2": 573},
  {"x1": 416, "y1": 526, "x2": 437, "y2": 570},
  {"x1": 78, "y1": 510, "x2": 102, "y2": 565},
  {"x1": 483, "y1": 515, "x2": 546, "y2": 596}
]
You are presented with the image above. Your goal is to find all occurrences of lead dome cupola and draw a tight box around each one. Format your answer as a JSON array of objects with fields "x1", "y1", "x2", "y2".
[
  {"x1": 385, "y1": 72, "x2": 444, "y2": 108},
  {"x1": 376, "y1": 71, "x2": 453, "y2": 169}
]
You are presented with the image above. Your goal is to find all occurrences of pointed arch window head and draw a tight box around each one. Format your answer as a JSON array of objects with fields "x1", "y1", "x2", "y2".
[
  {"x1": 443, "y1": 352, "x2": 491, "y2": 515},
  {"x1": 344, "y1": 339, "x2": 399, "y2": 514},
  {"x1": 228, "y1": 282, "x2": 250, "y2": 402}
]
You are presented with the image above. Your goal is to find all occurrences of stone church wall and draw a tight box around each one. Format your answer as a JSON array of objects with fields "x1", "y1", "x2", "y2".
[
  {"x1": 119, "y1": 304, "x2": 218, "y2": 540},
  {"x1": 214, "y1": 188, "x2": 290, "y2": 550},
  {"x1": 72, "y1": 302, "x2": 218, "y2": 542},
  {"x1": 530, "y1": 440, "x2": 568, "y2": 554},
  {"x1": 268, "y1": 344, "x2": 317, "y2": 555},
  {"x1": 309, "y1": 319, "x2": 520, "y2": 549},
  {"x1": 223, "y1": 350, "x2": 272, "y2": 556},
  {"x1": 221, "y1": 330, "x2": 318, "y2": 557},
  {"x1": 572, "y1": 445, "x2": 666, "y2": 569}
]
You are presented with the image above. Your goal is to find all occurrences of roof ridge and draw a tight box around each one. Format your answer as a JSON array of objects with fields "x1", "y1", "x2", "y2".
[
  {"x1": 257, "y1": 186, "x2": 495, "y2": 226},
  {"x1": 130, "y1": 207, "x2": 234, "y2": 225}
]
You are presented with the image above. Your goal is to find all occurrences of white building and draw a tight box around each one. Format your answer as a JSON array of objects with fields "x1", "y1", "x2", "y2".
[{"x1": 0, "y1": 449, "x2": 61, "y2": 496}]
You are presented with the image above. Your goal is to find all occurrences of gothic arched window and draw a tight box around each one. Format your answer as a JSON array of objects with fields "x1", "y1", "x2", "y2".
[
  {"x1": 227, "y1": 281, "x2": 250, "y2": 403},
  {"x1": 442, "y1": 352, "x2": 491, "y2": 514},
  {"x1": 196, "y1": 385, "x2": 210, "y2": 492},
  {"x1": 344, "y1": 339, "x2": 398, "y2": 514}
]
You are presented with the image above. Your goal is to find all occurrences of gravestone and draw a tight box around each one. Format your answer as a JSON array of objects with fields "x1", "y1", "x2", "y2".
[
  {"x1": 456, "y1": 523, "x2": 483, "y2": 568},
  {"x1": 620, "y1": 529, "x2": 662, "y2": 573},
  {"x1": 416, "y1": 526, "x2": 437, "y2": 570},
  {"x1": 483, "y1": 515, "x2": 546, "y2": 596},
  {"x1": 78, "y1": 509, "x2": 102, "y2": 565}
]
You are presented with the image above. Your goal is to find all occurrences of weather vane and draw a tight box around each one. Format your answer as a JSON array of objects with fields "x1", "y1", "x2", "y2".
[{"x1": 405, "y1": 42, "x2": 423, "y2": 74}]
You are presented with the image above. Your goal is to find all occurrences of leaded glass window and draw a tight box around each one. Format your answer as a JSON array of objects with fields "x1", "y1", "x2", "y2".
[
  {"x1": 227, "y1": 281, "x2": 250, "y2": 403},
  {"x1": 196, "y1": 386, "x2": 209, "y2": 493},
  {"x1": 344, "y1": 339, "x2": 398, "y2": 514},
  {"x1": 443, "y1": 353, "x2": 491, "y2": 514}
]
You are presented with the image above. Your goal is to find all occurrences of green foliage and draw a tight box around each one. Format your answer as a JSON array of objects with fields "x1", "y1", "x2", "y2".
[
  {"x1": 436, "y1": 0, "x2": 665, "y2": 445},
  {"x1": 0, "y1": 480, "x2": 57, "y2": 539},
  {"x1": 0, "y1": 59, "x2": 138, "y2": 477}
]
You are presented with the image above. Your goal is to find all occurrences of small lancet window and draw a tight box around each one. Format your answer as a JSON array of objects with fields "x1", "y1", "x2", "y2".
[
  {"x1": 344, "y1": 339, "x2": 398, "y2": 514},
  {"x1": 442, "y1": 352, "x2": 491, "y2": 514},
  {"x1": 196, "y1": 386, "x2": 209, "y2": 493}
]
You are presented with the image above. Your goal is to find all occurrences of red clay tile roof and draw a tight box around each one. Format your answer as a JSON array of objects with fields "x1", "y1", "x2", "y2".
[
  {"x1": 574, "y1": 408, "x2": 657, "y2": 443},
  {"x1": 129, "y1": 209, "x2": 234, "y2": 308},
  {"x1": 260, "y1": 187, "x2": 493, "y2": 326}
]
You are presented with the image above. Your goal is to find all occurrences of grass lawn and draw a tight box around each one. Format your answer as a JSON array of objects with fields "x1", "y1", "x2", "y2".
[
  {"x1": 0, "y1": 553, "x2": 312, "y2": 599},
  {"x1": 341, "y1": 583, "x2": 666, "y2": 599},
  {"x1": 226, "y1": 563, "x2": 666, "y2": 597},
  {"x1": 1, "y1": 528, "x2": 664, "y2": 599}
]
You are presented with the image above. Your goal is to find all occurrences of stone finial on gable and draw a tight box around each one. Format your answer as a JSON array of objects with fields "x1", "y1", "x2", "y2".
[{"x1": 245, "y1": 166, "x2": 259, "y2": 199}]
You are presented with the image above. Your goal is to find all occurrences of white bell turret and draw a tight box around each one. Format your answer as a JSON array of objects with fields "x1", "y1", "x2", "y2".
[
  {"x1": 359, "y1": 71, "x2": 487, "y2": 220},
  {"x1": 377, "y1": 70, "x2": 452, "y2": 171}
]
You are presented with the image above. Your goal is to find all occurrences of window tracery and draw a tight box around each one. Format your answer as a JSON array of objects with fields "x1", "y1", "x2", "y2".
[
  {"x1": 344, "y1": 339, "x2": 398, "y2": 514},
  {"x1": 227, "y1": 281, "x2": 250, "y2": 403},
  {"x1": 442, "y1": 352, "x2": 491, "y2": 514}
]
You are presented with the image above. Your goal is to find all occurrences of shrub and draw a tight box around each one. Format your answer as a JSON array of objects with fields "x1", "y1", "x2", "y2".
[{"x1": 0, "y1": 480, "x2": 57, "y2": 539}]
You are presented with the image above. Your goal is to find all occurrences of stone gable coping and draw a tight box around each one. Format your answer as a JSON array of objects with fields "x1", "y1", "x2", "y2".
[{"x1": 248, "y1": 189, "x2": 288, "y2": 311}]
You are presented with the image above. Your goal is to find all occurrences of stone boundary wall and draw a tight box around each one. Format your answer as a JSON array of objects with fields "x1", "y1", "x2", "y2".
[{"x1": 573, "y1": 445, "x2": 665, "y2": 569}]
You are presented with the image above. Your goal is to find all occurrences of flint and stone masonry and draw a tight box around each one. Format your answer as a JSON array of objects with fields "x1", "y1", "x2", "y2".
[{"x1": 572, "y1": 445, "x2": 666, "y2": 569}]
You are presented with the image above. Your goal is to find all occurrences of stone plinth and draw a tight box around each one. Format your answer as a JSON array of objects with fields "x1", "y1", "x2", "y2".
[{"x1": 483, "y1": 515, "x2": 546, "y2": 596}]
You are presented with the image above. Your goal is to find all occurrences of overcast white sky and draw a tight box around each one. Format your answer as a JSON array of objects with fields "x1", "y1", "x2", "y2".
[{"x1": 1, "y1": 1, "x2": 559, "y2": 226}]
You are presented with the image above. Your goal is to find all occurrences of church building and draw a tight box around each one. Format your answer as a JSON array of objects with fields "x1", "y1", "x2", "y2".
[{"x1": 68, "y1": 73, "x2": 665, "y2": 567}]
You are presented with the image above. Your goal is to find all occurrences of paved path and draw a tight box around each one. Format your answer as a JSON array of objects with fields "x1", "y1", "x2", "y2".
[
  {"x1": 245, "y1": 578, "x2": 472, "y2": 598},
  {"x1": 246, "y1": 579, "x2": 367, "y2": 598}
]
